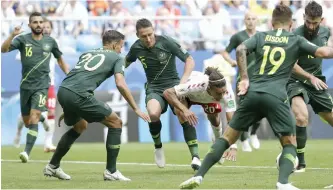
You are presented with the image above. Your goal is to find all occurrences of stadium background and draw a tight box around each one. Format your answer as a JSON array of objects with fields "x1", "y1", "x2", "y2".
[{"x1": 1, "y1": 0, "x2": 333, "y2": 145}]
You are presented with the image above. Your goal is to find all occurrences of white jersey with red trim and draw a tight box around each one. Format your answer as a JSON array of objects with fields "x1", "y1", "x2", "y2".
[{"x1": 174, "y1": 71, "x2": 236, "y2": 112}]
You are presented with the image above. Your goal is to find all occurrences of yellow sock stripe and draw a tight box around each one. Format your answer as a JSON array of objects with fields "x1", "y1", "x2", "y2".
[
  {"x1": 28, "y1": 130, "x2": 38, "y2": 137},
  {"x1": 151, "y1": 133, "x2": 160, "y2": 139},
  {"x1": 283, "y1": 153, "x2": 297, "y2": 165},
  {"x1": 187, "y1": 139, "x2": 198, "y2": 146},
  {"x1": 297, "y1": 148, "x2": 305, "y2": 153},
  {"x1": 109, "y1": 144, "x2": 121, "y2": 149}
]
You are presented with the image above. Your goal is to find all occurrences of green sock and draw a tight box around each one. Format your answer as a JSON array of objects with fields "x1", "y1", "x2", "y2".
[
  {"x1": 278, "y1": 144, "x2": 297, "y2": 184},
  {"x1": 39, "y1": 115, "x2": 45, "y2": 122},
  {"x1": 250, "y1": 121, "x2": 260, "y2": 135},
  {"x1": 149, "y1": 120, "x2": 162, "y2": 149},
  {"x1": 296, "y1": 126, "x2": 307, "y2": 166},
  {"x1": 240, "y1": 132, "x2": 247, "y2": 141},
  {"x1": 49, "y1": 128, "x2": 80, "y2": 168},
  {"x1": 106, "y1": 128, "x2": 122, "y2": 173},
  {"x1": 195, "y1": 138, "x2": 230, "y2": 177},
  {"x1": 24, "y1": 124, "x2": 38, "y2": 155},
  {"x1": 181, "y1": 122, "x2": 199, "y2": 158}
]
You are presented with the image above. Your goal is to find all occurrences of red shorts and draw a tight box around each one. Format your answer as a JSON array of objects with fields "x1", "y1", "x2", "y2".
[
  {"x1": 47, "y1": 85, "x2": 56, "y2": 119},
  {"x1": 188, "y1": 100, "x2": 222, "y2": 114}
]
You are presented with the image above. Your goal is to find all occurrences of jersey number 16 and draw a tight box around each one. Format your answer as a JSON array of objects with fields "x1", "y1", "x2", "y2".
[{"x1": 259, "y1": 46, "x2": 286, "y2": 75}]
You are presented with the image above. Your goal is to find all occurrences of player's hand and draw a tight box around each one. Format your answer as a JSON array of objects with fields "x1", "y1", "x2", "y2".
[
  {"x1": 134, "y1": 109, "x2": 151, "y2": 123},
  {"x1": 58, "y1": 113, "x2": 64, "y2": 127},
  {"x1": 230, "y1": 60, "x2": 237, "y2": 67},
  {"x1": 237, "y1": 79, "x2": 249, "y2": 96},
  {"x1": 11, "y1": 23, "x2": 23, "y2": 37},
  {"x1": 222, "y1": 148, "x2": 237, "y2": 162},
  {"x1": 182, "y1": 109, "x2": 198, "y2": 126},
  {"x1": 310, "y1": 75, "x2": 328, "y2": 90}
]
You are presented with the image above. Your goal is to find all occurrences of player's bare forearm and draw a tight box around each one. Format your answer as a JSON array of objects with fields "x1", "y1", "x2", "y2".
[
  {"x1": 221, "y1": 51, "x2": 236, "y2": 66},
  {"x1": 115, "y1": 73, "x2": 139, "y2": 111},
  {"x1": 226, "y1": 112, "x2": 234, "y2": 123},
  {"x1": 315, "y1": 46, "x2": 333, "y2": 58},
  {"x1": 57, "y1": 57, "x2": 70, "y2": 74},
  {"x1": 163, "y1": 88, "x2": 189, "y2": 113},
  {"x1": 236, "y1": 44, "x2": 248, "y2": 80},
  {"x1": 180, "y1": 56, "x2": 195, "y2": 84},
  {"x1": 1, "y1": 34, "x2": 14, "y2": 53},
  {"x1": 292, "y1": 63, "x2": 313, "y2": 80}
]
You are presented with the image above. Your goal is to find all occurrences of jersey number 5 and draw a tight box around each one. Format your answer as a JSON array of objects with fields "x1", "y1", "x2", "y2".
[
  {"x1": 259, "y1": 46, "x2": 286, "y2": 75},
  {"x1": 25, "y1": 47, "x2": 32, "y2": 57},
  {"x1": 75, "y1": 53, "x2": 105, "y2": 71}
]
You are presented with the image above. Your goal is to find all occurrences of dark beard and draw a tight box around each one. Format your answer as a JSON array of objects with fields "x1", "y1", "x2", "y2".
[
  {"x1": 31, "y1": 28, "x2": 43, "y2": 35},
  {"x1": 304, "y1": 25, "x2": 320, "y2": 40}
]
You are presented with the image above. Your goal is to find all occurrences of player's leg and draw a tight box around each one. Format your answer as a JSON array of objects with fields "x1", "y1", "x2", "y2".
[
  {"x1": 44, "y1": 85, "x2": 57, "y2": 152},
  {"x1": 236, "y1": 93, "x2": 252, "y2": 152},
  {"x1": 146, "y1": 92, "x2": 166, "y2": 168},
  {"x1": 249, "y1": 120, "x2": 261, "y2": 149},
  {"x1": 14, "y1": 115, "x2": 25, "y2": 148},
  {"x1": 173, "y1": 100, "x2": 200, "y2": 170},
  {"x1": 311, "y1": 89, "x2": 333, "y2": 126}
]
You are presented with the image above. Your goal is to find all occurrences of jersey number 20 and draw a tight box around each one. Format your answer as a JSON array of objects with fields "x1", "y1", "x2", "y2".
[
  {"x1": 75, "y1": 53, "x2": 105, "y2": 71},
  {"x1": 259, "y1": 46, "x2": 286, "y2": 75}
]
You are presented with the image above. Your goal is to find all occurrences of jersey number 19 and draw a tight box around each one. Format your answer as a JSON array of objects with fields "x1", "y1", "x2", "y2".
[
  {"x1": 259, "y1": 46, "x2": 286, "y2": 75},
  {"x1": 75, "y1": 53, "x2": 105, "y2": 71}
]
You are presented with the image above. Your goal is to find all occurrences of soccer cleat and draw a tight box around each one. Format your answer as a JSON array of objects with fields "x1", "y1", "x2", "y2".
[
  {"x1": 218, "y1": 157, "x2": 225, "y2": 165},
  {"x1": 179, "y1": 176, "x2": 203, "y2": 189},
  {"x1": 294, "y1": 164, "x2": 306, "y2": 173},
  {"x1": 324, "y1": 185, "x2": 333, "y2": 189},
  {"x1": 44, "y1": 145, "x2": 57, "y2": 153},
  {"x1": 241, "y1": 140, "x2": 252, "y2": 152},
  {"x1": 154, "y1": 148, "x2": 165, "y2": 168},
  {"x1": 43, "y1": 164, "x2": 71, "y2": 180},
  {"x1": 250, "y1": 134, "x2": 260, "y2": 149},
  {"x1": 191, "y1": 157, "x2": 201, "y2": 171},
  {"x1": 103, "y1": 170, "x2": 131, "y2": 181},
  {"x1": 276, "y1": 182, "x2": 299, "y2": 190},
  {"x1": 13, "y1": 135, "x2": 21, "y2": 148},
  {"x1": 19, "y1": 152, "x2": 29, "y2": 163}
]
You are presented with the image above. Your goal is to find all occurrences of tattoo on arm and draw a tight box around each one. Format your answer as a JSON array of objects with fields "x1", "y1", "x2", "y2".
[{"x1": 236, "y1": 44, "x2": 248, "y2": 80}]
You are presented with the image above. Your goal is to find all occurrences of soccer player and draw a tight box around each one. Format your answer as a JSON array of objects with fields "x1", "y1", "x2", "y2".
[
  {"x1": 13, "y1": 18, "x2": 64, "y2": 153},
  {"x1": 179, "y1": 4, "x2": 333, "y2": 189},
  {"x1": 287, "y1": 1, "x2": 333, "y2": 173},
  {"x1": 125, "y1": 18, "x2": 196, "y2": 169},
  {"x1": 1, "y1": 12, "x2": 68, "y2": 163},
  {"x1": 221, "y1": 11, "x2": 261, "y2": 151},
  {"x1": 43, "y1": 30, "x2": 150, "y2": 181},
  {"x1": 163, "y1": 68, "x2": 238, "y2": 164}
]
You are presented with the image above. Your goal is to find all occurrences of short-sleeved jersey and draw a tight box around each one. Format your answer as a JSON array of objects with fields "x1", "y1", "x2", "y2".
[
  {"x1": 290, "y1": 25, "x2": 331, "y2": 84},
  {"x1": 9, "y1": 33, "x2": 62, "y2": 90},
  {"x1": 243, "y1": 29, "x2": 319, "y2": 100},
  {"x1": 126, "y1": 35, "x2": 190, "y2": 88},
  {"x1": 174, "y1": 71, "x2": 236, "y2": 112},
  {"x1": 225, "y1": 30, "x2": 256, "y2": 80},
  {"x1": 61, "y1": 48, "x2": 124, "y2": 97}
]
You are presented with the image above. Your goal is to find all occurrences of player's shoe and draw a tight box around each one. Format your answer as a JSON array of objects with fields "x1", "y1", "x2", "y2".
[
  {"x1": 44, "y1": 145, "x2": 57, "y2": 153},
  {"x1": 179, "y1": 176, "x2": 203, "y2": 189},
  {"x1": 276, "y1": 182, "x2": 299, "y2": 190},
  {"x1": 241, "y1": 140, "x2": 252, "y2": 152},
  {"x1": 250, "y1": 134, "x2": 260, "y2": 149},
  {"x1": 191, "y1": 156, "x2": 201, "y2": 171},
  {"x1": 154, "y1": 148, "x2": 165, "y2": 168},
  {"x1": 324, "y1": 185, "x2": 333, "y2": 189},
  {"x1": 13, "y1": 134, "x2": 21, "y2": 148},
  {"x1": 19, "y1": 152, "x2": 29, "y2": 163},
  {"x1": 294, "y1": 164, "x2": 306, "y2": 173},
  {"x1": 43, "y1": 164, "x2": 71, "y2": 180},
  {"x1": 103, "y1": 169, "x2": 131, "y2": 181}
]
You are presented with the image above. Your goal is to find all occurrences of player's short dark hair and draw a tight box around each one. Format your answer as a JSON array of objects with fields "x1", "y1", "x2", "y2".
[
  {"x1": 136, "y1": 18, "x2": 153, "y2": 32},
  {"x1": 272, "y1": 4, "x2": 292, "y2": 24},
  {"x1": 204, "y1": 67, "x2": 226, "y2": 88},
  {"x1": 29, "y1": 12, "x2": 42, "y2": 23},
  {"x1": 43, "y1": 18, "x2": 53, "y2": 29},
  {"x1": 305, "y1": 1, "x2": 322, "y2": 18},
  {"x1": 102, "y1": 30, "x2": 125, "y2": 45}
]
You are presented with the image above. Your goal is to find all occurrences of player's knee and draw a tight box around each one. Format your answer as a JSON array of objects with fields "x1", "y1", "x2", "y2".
[
  {"x1": 294, "y1": 112, "x2": 308, "y2": 126},
  {"x1": 103, "y1": 115, "x2": 122, "y2": 129},
  {"x1": 148, "y1": 112, "x2": 161, "y2": 122},
  {"x1": 280, "y1": 135, "x2": 296, "y2": 146},
  {"x1": 29, "y1": 111, "x2": 41, "y2": 124},
  {"x1": 73, "y1": 120, "x2": 88, "y2": 134}
]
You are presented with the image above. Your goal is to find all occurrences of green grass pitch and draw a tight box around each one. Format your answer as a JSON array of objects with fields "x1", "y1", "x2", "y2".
[{"x1": 2, "y1": 140, "x2": 333, "y2": 189}]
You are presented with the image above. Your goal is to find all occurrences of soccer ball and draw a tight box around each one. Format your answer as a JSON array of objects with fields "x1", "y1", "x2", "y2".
[{"x1": 276, "y1": 153, "x2": 299, "y2": 171}]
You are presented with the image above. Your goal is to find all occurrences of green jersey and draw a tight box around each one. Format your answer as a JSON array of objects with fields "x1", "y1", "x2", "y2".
[
  {"x1": 290, "y1": 25, "x2": 331, "y2": 84},
  {"x1": 225, "y1": 30, "x2": 256, "y2": 80},
  {"x1": 243, "y1": 29, "x2": 319, "y2": 100},
  {"x1": 61, "y1": 48, "x2": 125, "y2": 97},
  {"x1": 9, "y1": 33, "x2": 62, "y2": 90},
  {"x1": 125, "y1": 35, "x2": 190, "y2": 88}
]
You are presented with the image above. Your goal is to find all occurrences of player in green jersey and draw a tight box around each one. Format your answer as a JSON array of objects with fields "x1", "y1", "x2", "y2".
[
  {"x1": 222, "y1": 11, "x2": 261, "y2": 152},
  {"x1": 179, "y1": 4, "x2": 333, "y2": 189},
  {"x1": 287, "y1": 1, "x2": 333, "y2": 173},
  {"x1": 125, "y1": 18, "x2": 198, "y2": 170},
  {"x1": 43, "y1": 30, "x2": 150, "y2": 181},
  {"x1": 1, "y1": 12, "x2": 69, "y2": 163}
]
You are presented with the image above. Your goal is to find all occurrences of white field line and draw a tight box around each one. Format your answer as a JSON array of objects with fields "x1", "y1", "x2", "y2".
[{"x1": 2, "y1": 159, "x2": 333, "y2": 170}]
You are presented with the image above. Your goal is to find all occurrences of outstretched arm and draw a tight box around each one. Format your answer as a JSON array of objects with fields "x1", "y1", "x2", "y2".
[
  {"x1": 235, "y1": 44, "x2": 248, "y2": 80},
  {"x1": 180, "y1": 56, "x2": 195, "y2": 84},
  {"x1": 293, "y1": 63, "x2": 328, "y2": 90},
  {"x1": 57, "y1": 57, "x2": 70, "y2": 74}
]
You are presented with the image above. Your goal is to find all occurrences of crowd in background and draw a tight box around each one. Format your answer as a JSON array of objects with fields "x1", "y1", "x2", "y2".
[{"x1": 2, "y1": 0, "x2": 333, "y2": 52}]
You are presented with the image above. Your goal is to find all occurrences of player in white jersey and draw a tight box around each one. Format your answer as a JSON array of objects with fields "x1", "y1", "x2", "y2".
[{"x1": 164, "y1": 67, "x2": 238, "y2": 164}]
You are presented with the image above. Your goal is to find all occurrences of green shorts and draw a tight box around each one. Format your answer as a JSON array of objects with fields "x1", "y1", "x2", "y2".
[
  {"x1": 20, "y1": 88, "x2": 48, "y2": 116},
  {"x1": 229, "y1": 91, "x2": 296, "y2": 136},
  {"x1": 57, "y1": 87, "x2": 112, "y2": 126},
  {"x1": 287, "y1": 81, "x2": 333, "y2": 113}
]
